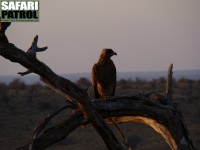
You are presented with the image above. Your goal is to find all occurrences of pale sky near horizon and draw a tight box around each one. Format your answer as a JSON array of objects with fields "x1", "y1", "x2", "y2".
[{"x1": 0, "y1": 0, "x2": 200, "y2": 75}]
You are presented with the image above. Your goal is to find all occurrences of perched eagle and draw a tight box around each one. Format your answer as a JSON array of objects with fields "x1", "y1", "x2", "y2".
[{"x1": 91, "y1": 48, "x2": 117, "y2": 99}]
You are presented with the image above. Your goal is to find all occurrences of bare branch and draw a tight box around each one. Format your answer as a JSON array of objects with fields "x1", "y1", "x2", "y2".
[
  {"x1": 16, "y1": 111, "x2": 84, "y2": 150},
  {"x1": 166, "y1": 63, "x2": 174, "y2": 106},
  {"x1": 29, "y1": 104, "x2": 74, "y2": 150}
]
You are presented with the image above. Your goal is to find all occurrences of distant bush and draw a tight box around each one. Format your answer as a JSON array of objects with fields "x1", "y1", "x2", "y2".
[
  {"x1": 28, "y1": 82, "x2": 44, "y2": 94},
  {"x1": 76, "y1": 77, "x2": 91, "y2": 89},
  {"x1": 117, "y1": 79, "x2": 131, "y2": 89},
  {"x1": 0, "y1": 82, "x2": 9, "y2": 103},
  {"x1": 9, "y1": 78, "x2": 26, "y2": 90}
]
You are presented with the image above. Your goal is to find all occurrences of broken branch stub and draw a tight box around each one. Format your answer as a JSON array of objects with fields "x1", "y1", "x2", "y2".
[
  {"x1": 166, "y1": 63, "x2": 174, "y2": 106},
  {"x1": 27, "y1": 35, "x2": 48, "y2": 58}
]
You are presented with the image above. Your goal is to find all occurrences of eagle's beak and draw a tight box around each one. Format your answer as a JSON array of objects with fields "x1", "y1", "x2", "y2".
[{"x1": 113, "y1": 52, "x2": 117, "y2": 56}]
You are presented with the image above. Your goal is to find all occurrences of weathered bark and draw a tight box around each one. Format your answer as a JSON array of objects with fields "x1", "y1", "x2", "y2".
[{"x1": 0, "y1": 22, "x2": 195, "y2": 150}]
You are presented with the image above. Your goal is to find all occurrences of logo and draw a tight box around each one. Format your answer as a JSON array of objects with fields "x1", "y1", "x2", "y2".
[{"x1": 0, "y1": 0, "x2": 39, "y2": 22}]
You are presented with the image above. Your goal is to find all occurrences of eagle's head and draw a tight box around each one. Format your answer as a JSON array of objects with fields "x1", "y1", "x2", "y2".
[
  {"x1": 101, "y1": 48, "x2": 117, "y2": 58},
  {"x1": 98, "y1": 48, "x2": 117, "y2": 63}
]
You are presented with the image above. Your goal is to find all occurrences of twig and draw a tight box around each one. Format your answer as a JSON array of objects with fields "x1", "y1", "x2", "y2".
[
  {"x1": 110, "y1": 119, "x2": 131, "y2": 149},
  {"x1": 18, "y1": 70, "x2": 33, "y2": 76},
  {"x1": 175, "y1": 104, "x2": 196, "y2": 150},
  {"x1": 85, "y1": 83, "x2": 91, "y2": 92}
]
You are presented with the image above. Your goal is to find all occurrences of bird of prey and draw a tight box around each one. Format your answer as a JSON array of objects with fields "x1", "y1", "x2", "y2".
[{"x1": 91, "y1": 48, "x2": 117, "y2": 99}]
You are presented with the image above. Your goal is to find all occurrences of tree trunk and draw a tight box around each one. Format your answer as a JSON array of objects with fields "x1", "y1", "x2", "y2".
[{"x1": 0, "y1": 22, "x2": 195, "y2": 150}]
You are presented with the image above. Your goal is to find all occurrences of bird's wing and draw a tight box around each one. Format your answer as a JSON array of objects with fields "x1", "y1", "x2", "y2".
[
  {"x1": 111, "y1": 63, "x2": 116, "y2": 96},
  {"x1": 91, "y1": 64, "x2": 100, "y2": 99},
  {"x1": 112, "y1": 78, "x2": 116, "y2": 96}
]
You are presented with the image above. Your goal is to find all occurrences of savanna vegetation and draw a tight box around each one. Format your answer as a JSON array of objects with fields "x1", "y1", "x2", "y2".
[{"x1": 0, "y1": 77, "x2": 199, "y2": 150}]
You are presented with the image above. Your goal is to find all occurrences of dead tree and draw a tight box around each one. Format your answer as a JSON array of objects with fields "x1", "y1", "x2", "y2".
[{"x1": 0, "y1": 22, "x2": 195, "y2": 150}]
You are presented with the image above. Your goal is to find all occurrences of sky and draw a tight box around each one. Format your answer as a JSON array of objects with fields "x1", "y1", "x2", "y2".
[{"x1": 0, "y1": 0, "x2": 200, "y2": 75}]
